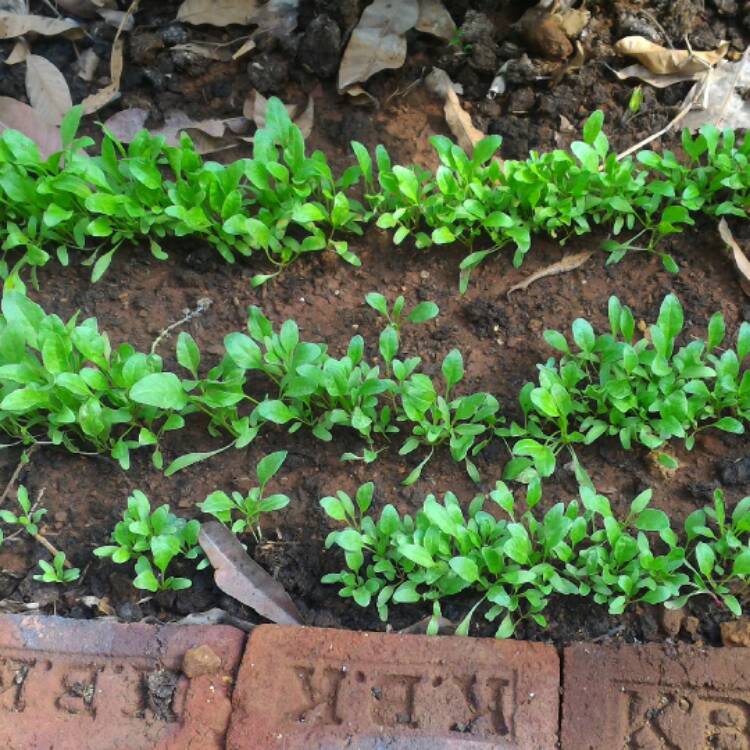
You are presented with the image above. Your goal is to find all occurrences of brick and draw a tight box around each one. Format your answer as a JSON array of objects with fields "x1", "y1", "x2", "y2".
[
  {"x1": 561, "y1": 642, "x2": 750, "y2": 750},
  {"x1": 227, "y1": 624, "x2": 559, "y2": 750},
  {"x1": 0, "y1": 613, "x2": 245, "y2": 750}
]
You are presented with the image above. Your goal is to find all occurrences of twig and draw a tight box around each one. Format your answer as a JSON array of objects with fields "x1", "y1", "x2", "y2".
[
  {"x1": 33, "y1": 531, "x2": 73, "y2": 569},
  {"x1": 639, "y1": 10, "x2": 672, "y2": 49},
  {"x1": 615, "y1": 75, "x2": 708, "y2": 161},
  {"x1": 0, "y1": 445, "x2": 37, "y2": 508},
  {"x1": 150, "y1": 297, "x2": 212, "y2": 354}
]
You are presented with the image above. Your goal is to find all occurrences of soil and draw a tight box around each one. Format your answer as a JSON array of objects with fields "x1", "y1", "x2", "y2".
[{"x1": 1, "y1": 0, "x2": 749, "y2": 646}]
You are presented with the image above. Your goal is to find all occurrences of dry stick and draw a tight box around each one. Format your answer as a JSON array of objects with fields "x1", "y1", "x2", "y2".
[
  {"x1": 0, "y1": 445, "x2": 37, "y2": 508},
  {"x1": 4, "y1": 488, "x2": 74, "y2": 570},
  {"x1": 150, "y1": 297, "x2": 213, "y2": 354},
  {"x1": 615, "y1": 74, "x2": 708, "y2": 161}
]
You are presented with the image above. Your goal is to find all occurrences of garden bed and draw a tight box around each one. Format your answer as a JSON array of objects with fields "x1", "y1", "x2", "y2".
[{"x1": 1, "y1": 0, "x2": 750, "y2": 648}]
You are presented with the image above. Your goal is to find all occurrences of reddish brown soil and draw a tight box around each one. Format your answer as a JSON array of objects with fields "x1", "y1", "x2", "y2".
[{"x1": 0, "y1": 1, "x2": 749, "y2": 645}]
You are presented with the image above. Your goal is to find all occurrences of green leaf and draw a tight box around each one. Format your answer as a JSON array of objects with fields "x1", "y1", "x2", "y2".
[
  {"x1": 399, "y1": 543, "x2": 435, "y2": 567},
  {"x1": 442, "y1": 349, "x2": 464, "y2": 389},
  {"x1": 256, "y1": 400, "x2": 294, "y2": 424},
  {"x1": 582, "y1": 110, "x2": 604, "y2": 144},
  {"x1": 176, "y1": 332, "x2": 200, "y2": 376},
  {"x1": 695, "y1": 542, "x2": 715, "y2": 577},
  {"x1": 129, "y1": 373, "x2": 187, "y2": 410},
  {"x1": 635, "y1": 508, "x2": 670, "y2": 532},
  {"x1": 449, "y1": 556, "x2": 479, "y2": 583},
  {"x1": 431, "y1": 226, "x2": 455, "y2": 244},
  {"x1": 257, "y1": 450, "x2": 287, "y2": 485},
  {"x1": 407, "y1": 301, "x2": 439, "y2": 323}
]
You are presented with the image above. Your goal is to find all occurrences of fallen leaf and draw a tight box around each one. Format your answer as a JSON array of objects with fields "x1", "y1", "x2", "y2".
[
  {"x1": 614, "y1": 62, "x2": 703, "y2": 88},
  {"x1": 244, "y1": 90, "x2": 313, "y2": 137},
  {"x1": 558, "y1": 7, "x2": 590, "y2": 38},
  {"x1": 80, "y1": 0, "x2": 135, "y2": 114},
  {"x1": 338, "y1": 0, "x2": 419, "y2": 91},
  {"x1": 415, "y1": 0, "x2": 455, "y2": 41},
  {"x1": 0, "y1": 12, "x2": 82, "y2": 38},
  {"x1": 250, "y1": 0, "x2": 298, "y2": 37},
  {"x1": 425, "y1": 67, "x2": 487, "y2": 154},
  {"x1": 615, "y1": 36, "x2": 729, "y2": 75},
  {"x1": 506, "y1": 250, "x2": 593, "y2": 297},
  {"x1": 172, "y1": 41, "x2": 234, "y2": 61},
  {"x1": 199, "y1": 521, "x2": 303, "y2": 625},
  {"x1": 4, "y1": 37, "x2": 27, "y2": 64},
  {"x1": 25, "y1": 54, "x2": 73, "y2": 126},
  {"x1": 177, "y1": 0, "x2": 261, "y2": 26},
  {"x1": 75, "y1": 47, "x2": 100, "y2": 81},
  {"x1": 0, "y1": 96, "x2": 61, "y2": 157},
  {"x1": 515, "y1": 4, "x2": 572, "y2": 60},
  {"x1": 682, "y1": 49, "x2": 750, "y2": 131},
  {"x1": 232, "y1": 37, "x2": 256, "y2": 59},
  {"x1": 102, "y1": 106, "x2": 148, "y2": 141},
  {"x1": 718, "y1": 218, "x2": 750, "y2": 297},
  {"x1": 56, "y1": 0, "x2": 116, "y2": 18},
  {"x1": 399, "y1": 614, "x2": 456, "y2": 634},
  {"x1": 97, "y1": 7, "x2": 134, "y2": 30},
  {"x1": 81, "y1": 35, "x2": 123, "y2": 114},
  {"x1": 0, "y1": 0, "x2": 27, "y2": 13}
]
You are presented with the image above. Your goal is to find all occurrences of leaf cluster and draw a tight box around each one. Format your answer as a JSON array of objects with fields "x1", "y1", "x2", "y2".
[{"x1": 321, "y1": 479, "x2": 750, "y2": 637}]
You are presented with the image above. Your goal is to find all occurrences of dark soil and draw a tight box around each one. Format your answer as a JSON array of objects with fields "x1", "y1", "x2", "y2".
[{"x1": 0, "y1": 0, "x2": 749, "y2": 646}]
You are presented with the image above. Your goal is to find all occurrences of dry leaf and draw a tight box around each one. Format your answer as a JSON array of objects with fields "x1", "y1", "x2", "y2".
[
  {"x1": 399, "y1": 615, "x2": 455, "y2": 635},
  {"x1": 81, "y1": 35, "x2": 123, "y2": 114},
  {"x1": 177, "y1": 0, "x2": 261, "y2": 26},
  {"x1": 199, "y1": 521, "x2": 303, "y2": 625},
  {"x1": 425, "y1": 67, "x2": 486, "y2": 154},
  {"x1": 56, "y1": 0, "x2": 116, "y2": 18},
  {"x1": 614, "y1": 63, "x2": 703, "y2": 88},
  {"x1": 0, "y1": 12, "x2": 82, "y2": 38},
  {"x1": 250, "y1": 0, "x2": 298, "y2": 37},
  {"x1": 718, "y1": 218, "x2": 750, "y2": 297},
  {"x1": 338, "y1": 0, "x2": 419, "y2": 91},
  {"x1": 97, "y1": 8, "x2": 134, "y2": 30},
  {"x1": 682, "y1": 50, "x2": 750, "y2": 131},
  {"x1": 0, "y1": 96, "x2": 61, "y2": 157},
  {"x1": 415, "y1": 0, "x2": 455, "y2": 41},
  {"x1": 232, "y1": 37, "x2": 256, "y2": 59},
  {"x1": 615, "y1": 36, "x2": 729, "y2": 75},
  {"x1": 558, "y1": 7, "x2": 590, "y2": 38},
  {"x1": 25, "y1": 54, "x2": 73, "y2": 126},
  {"x1": 5, "y1": 37, "x2": 28, "y2": 64},
  {"x1": 103, "y1": 107, "x2": 244, "y2": 153},
  {"x1": 172, "y1": 41, "x2": 233, "y2": 61},
  {"x1": 75, "y1": 47, "x2": 100, "y2": 81},
  {"x1": 0, "y1": 1, "x2": 27, "y2": 13},
  {"x1": 244, "y1": 90, "x2": 313, "y2": 137},
  {"x1": 506, "y1": 250, "x2": 593, "y2": 297}
]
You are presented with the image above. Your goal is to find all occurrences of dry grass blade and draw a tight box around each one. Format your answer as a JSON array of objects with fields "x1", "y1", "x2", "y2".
[
  {"x1": 199, "y1": 521, "x2": 303, "y2": 625},
  {"x1": 506, "y1": 250, "x2": 593, "y2": 297},
  {"x1": 25, "y1": 54, "x2": 73, "y2": 126},
  {"x1": 718, "y1": 218, "x2": 750, "y2": 297}
]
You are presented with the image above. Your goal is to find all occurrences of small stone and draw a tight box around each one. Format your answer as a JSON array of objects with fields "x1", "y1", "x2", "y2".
[
  {"x1": 183, "y1": 644, "x2": 223, "y2": 678},
  {"x1": 659, "y1": 607, "x2": 685, "y2": 638},
  {"x1": 129, "y1": 32, "x2": 164, "y2": 66},
  {"x1": 509, "y1": 86, "x2": 536, "y2": 113},
  {"x1": 161, "y1": 23, "x2": 190, "y2": 46},
  {"x1": 718, "y1": 456, "x2": 750, "y2": 485},
  {"x1": 721, "y1": 618, "x2": 750, "y2": 647}
]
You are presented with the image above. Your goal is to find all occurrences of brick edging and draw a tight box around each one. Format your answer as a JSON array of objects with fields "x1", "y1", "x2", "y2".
[{"x1": 0, "y1": 614, "x2": 746, "y2": 749}]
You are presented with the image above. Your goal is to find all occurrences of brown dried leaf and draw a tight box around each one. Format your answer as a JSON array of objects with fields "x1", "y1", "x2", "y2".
[
  {"x1": 75, "y1": 47, "x2": 100, "y2": 81},
  {"x1": 557, "y1": 7, "x2": 590, "y2": 38},
  {"x1": 614, "y1": 63, "x2": 702, "y2": 88},
  {"x1": 0, "y1": 96, "x2": 61, "y2": 157},
  {"x1": 718, "y1": 218, "x2": 750, "y2": 297},
  {"x1": 56, "y1": 0, "x2": 116, "y2": 18},
  {"x1": 97, "y1": 8, "x2": 134, "y2": 30},
  {"x1": 25, "y1": 54, "x2": 73, "y2": 126},
  {"x1": 425, "y1": 67, "x2": 486, "y2": 154},
  {"x1": 415, "y1": 0, "x2": 455, "y2": 41},
  {"x1": 81, "y1": 35, "x2": 124, "y2": 114},
  {"x1": 507, "y1": 250, "x2": 593, "y2": 297},
  {"x1": 244, "y1": 90, "x2": 313, "y2": 137},
  {"x1": 615, "y1": 36, "x2": 729, "y2": 75},
  {"x1": 176, "y1": 0, "x2": 261, "y2": 26},
  {"x1": 172, "y1": 41, "x2": 233, "y2": 61},
  {"x1": 199, "y1": 521, "x2": 303, "y2": 625},
  {"x1": 338, "y1": 0, "x2": 419, "y2": 90},
  {"x1": 5, "y1": 37, "x2": 28, "y2": 64},
  {"x1": 231, "y1": 37, "x2": 256, "y2": 59},
  {"x1": 0, "y1": 12, "x2": 82, "y2": 38}
]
